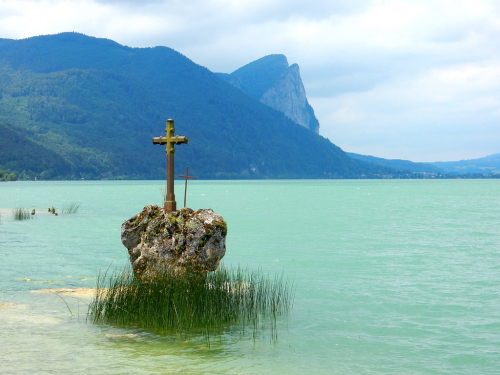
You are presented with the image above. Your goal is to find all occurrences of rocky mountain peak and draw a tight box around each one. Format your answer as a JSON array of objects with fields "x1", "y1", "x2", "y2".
[{"x1": 217, "y1": 55, "x2": 320, "y2": 134}]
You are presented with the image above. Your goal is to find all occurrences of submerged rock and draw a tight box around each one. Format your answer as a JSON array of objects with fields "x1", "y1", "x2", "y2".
[
  {"x1": 104, "y1": 333, "x2": 144, "y2": 341},
  {"x1": 121, "y1": 205, "x2": 227, "y2": 274},
  {"x1": 0, "y1": 302, "x2": 17, "y2": 310}
]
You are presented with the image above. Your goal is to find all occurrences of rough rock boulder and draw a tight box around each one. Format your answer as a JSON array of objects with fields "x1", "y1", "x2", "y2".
[{"x1": 121, "y1": 205, "x2": 227, "y2": 274}]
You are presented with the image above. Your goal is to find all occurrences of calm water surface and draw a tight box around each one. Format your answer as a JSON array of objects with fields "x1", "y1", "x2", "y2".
[{"x1": 0, "y1": 180, "x2": 499, "y2": 374}]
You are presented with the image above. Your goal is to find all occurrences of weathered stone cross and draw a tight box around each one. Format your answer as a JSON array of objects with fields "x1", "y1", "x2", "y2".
[
  {"x1": 152, "y1": 119, "x2": 188, "y2": 211},
  {"x1": 177, "y1": 167, "x2": 196, "y2": 208}
]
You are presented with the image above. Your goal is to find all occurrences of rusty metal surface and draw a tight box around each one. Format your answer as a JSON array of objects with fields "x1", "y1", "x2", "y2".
[
  {"x1": 177, "y1": 167, "x2": 196, "y2": 208},
  {"x1": 165, "y1": 153, "x2": 176, "y2": 211},
  {"x1": 152, "y1": 119, "x2": 188, "y2": 212}
]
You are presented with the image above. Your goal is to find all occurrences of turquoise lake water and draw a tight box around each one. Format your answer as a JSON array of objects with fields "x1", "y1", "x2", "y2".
[{"x1": 0, "y1": 179, "x2": 499, "y2": 374}]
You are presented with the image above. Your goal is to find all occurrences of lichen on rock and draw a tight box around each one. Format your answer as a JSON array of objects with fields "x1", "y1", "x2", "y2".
[{"x1": 121, "y1": 205, "x2": 227, "y2": 274}]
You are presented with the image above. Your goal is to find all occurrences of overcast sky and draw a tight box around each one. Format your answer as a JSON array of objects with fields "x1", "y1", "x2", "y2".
[{"x1": 1, "y1": 0, "x2": 499, "y2": 161}]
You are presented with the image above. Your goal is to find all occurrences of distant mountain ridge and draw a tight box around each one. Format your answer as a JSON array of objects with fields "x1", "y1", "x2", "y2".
[
  {"x1": 0, "y1": 32, "x2": 393, "y2": 180},
  {"x1": 347, "y1": 153, "x2": 445, "y2": 174},
  {"x1": 347, "y1": 152, "x2": 500, "y2": 176},
  {"x1": 430, "y1": 154, "x2": 500, "y2": 175},
  {"x1": 216, "y1": 55, "x2": 320, "y2": 133}
]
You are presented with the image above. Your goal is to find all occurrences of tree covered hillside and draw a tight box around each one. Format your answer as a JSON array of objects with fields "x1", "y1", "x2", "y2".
[{"x1": 0, "y1": 33, "x2": 392, "y2": 179}]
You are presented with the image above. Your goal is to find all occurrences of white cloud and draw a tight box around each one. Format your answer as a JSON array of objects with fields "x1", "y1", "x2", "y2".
[{"x1": 311, "y1": 58, "x2": 500, "y2": 161}]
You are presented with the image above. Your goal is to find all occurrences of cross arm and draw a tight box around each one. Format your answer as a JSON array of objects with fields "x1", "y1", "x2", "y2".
[
  {"x1": 152, "y1": 136, "x2": 167, "y2": 145},
  {"x1": 152, "y1": 136, "x2": 188, "y2": 145},
  {"x1": 171, "y1": 135, "x2": 188, "y2": 145}
]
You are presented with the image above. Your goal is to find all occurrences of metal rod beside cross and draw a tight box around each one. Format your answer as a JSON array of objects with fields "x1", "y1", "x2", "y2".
[
  {"x1": 177, "y1": 167, "x2": 196, "y2": 208},
  {"x1": 152, "y1": 119, "x2": 188, "y2": 211}
]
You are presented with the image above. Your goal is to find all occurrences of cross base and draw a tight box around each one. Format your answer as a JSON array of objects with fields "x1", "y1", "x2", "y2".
[{"x1": 164, "y1": 193, "x2": 176, "y2": 211}]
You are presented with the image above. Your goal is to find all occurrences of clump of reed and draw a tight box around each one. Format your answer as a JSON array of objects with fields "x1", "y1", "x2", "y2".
[
  {"x1": 13, "y1": 207, "x2": 31, "y2": 221},
  {"x1": 88, "y1": 264, "x2": 294, "y2": 340},
  {"x1": 62, "y1": 202, "x2": 80, "y2": 214}
]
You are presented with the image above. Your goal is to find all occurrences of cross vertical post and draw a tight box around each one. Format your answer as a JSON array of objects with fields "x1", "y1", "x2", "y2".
[
  {"x1": 152, "y1": 119, "x2": 188, "y2": 211},
  {"x1": 177, "y1": 167, "x2": 196, "y2": 208}
]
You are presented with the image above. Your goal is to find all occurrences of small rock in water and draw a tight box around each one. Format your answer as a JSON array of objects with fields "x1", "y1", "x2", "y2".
[{"x1": 121, "y1": 205, "x2": 227, "y2": 274}]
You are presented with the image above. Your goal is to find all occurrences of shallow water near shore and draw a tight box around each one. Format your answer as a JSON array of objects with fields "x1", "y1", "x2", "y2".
[{"x1": 1, "y1": 179, "x2": 499, "y2": 374}]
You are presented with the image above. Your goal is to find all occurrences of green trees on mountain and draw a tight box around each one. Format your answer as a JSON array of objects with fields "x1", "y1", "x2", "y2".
[
  {"x1": 0, "y1": 32, "x2": 397, "y2": 180},
  {"x1": 0, "y1": 165, "x2": 16, "y2": 181}
]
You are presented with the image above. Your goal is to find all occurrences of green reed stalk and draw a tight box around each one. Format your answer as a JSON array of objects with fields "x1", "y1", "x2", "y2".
[
  {"x1": 62, "y1": 202, "x2": 80, "y2": 214},
  {"x1": 88, "y1": 264, "x2": 294, "y2": 340},
  {"x1": 13, "y1": 207, "x2": 30, "y2": 221}
]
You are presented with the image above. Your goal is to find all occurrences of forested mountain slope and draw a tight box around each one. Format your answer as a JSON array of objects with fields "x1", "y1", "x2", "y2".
[
  {"x1": 0, "y1": 33, "x2": 391, "y2": 179},
  {"x1": 0, "y1": 122, "x2": 73, "y2": 179}
]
